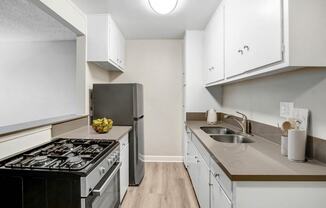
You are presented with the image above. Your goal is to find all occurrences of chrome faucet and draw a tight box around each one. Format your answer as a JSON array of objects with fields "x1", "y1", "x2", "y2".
[{"x1": 224, "y1": 112, "x2": 250, "y2": 134}]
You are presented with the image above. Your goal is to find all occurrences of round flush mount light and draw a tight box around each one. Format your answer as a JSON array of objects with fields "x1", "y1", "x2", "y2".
[{"x1": 148, "y1": 0, "x2": 179, "y2": 15}]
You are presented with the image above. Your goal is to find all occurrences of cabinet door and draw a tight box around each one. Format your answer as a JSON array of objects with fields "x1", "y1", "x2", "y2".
[
  {"x1": 118, "y1": 31, "x2": 126, "y2": 69},
  {"x1": 211, "y1": 175, "x2": 232, "y2": 208},
  {"x1": 225, "y1": 0, "x2": 247, "y2": 78},
  {"x1": 120, "y1": 145, "x2": 129, "y2": 202},
  {"x1": 197, "y1": 154, "x2": 210, "y2": 208},
  {"x1": 188, "y1": 142, "x2": 197, "y2": 185},
  {"x1": 243, "y1": 0, "x2": 283, "y2": 72},
  {"x1": 205, "y1": 4, "x2": 225, "y2": 84},
  {"x1": 225, "y1": 0, "x2": 283, "y2": 77},
  {"x1": 184, "y1": 130, "x2": 190, "y2": 168},
  {"x1": 109, "y1": 19, "x2": 119, "y2": 65}
]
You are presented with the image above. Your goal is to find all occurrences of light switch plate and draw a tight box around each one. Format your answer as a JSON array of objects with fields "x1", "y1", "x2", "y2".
[
  {"x1": 280, "y1": 102, "x2": 294, "y2": 118},
  {"x1": 292, "y1": 108, "x2": 309, "y2": 131}
]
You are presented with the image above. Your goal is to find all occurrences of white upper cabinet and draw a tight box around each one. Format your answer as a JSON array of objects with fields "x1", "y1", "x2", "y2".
[
  {"x1": 225, "y1": 0, "x2": 283, "y2": 78},
  {"x1": 204, "y1": 3, "x2": 225, "y2": 84},
  {"x1": 207, "y1": 0, "x2": 326, "y2": 86},
  {"x1": 87, "y1": 14, "x2": 126, "y2": 72}
]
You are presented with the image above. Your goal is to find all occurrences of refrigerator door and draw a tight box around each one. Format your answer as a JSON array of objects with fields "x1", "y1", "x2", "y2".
[
  {"x1": 133, "y1": 84, "x2": 143, "y2": 118},
  {"x1": 93, "y1": 84, "x2": 143, "y2": 125},
  {"x1": 130, "y1": 116, "x2": 144, "y2": 185},
  {"x1": 92, "y1": 83, "x2": 145, "y2": 186}
]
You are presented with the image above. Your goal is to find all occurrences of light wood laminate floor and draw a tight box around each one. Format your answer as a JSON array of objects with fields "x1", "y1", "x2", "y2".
[{"x1": 121, "y1": 163, "x2": 199, "y2": 208}]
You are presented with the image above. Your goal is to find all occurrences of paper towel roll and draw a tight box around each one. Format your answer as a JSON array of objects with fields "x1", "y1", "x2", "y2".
[
  {"x1": 288, "y1": 129, "x2": 307, "y2": 162},
  {"x1": 281, "y1": 136, "x2": 288, "y2": 156}
]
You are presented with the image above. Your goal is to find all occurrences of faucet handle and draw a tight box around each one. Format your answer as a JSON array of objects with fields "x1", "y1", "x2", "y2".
[{"x1": 236, "y1": 111, "x2": 247, "y2": 120}]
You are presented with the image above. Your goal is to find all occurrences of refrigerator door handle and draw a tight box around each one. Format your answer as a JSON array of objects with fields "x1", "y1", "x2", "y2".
[{"x1": 133, "y1": 115, "x2": 144, "y2": 121}]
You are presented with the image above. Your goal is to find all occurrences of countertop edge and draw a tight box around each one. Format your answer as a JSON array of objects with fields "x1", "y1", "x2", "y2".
[
  {"x1": 57, "y1": 126, "x2": 132, "y2": 141},
  {"x1": 0, "y1": 115, "x2": 88, "y2": 137},
  {"x1": 186, "y1": 121, "x2": 326, "y2": 182}
]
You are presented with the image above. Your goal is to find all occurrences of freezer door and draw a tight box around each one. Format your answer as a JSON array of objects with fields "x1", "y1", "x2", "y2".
[
  {"x1": 93, "y1": 84, "x2": 139, "y2": 125},
  {"x1": 132, "y1": 84, "x2": 143, "y2": 118}
]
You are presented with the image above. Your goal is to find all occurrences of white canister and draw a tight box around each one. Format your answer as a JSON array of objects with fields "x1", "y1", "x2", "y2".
[
  {"x1": 281, "y1": 136, "x2": 288, "y2": 156},
  {"x1": 206, "y1": 109, "x2": 217, "y2": 125},
  {"x1": 288, "y1": 129, "x2": 307, "y2": 162}
]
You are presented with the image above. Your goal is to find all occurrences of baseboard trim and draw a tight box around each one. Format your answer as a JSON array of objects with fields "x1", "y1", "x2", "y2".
[{"x1": 144, "y1": 155, "x2": 184, "y2": 163}]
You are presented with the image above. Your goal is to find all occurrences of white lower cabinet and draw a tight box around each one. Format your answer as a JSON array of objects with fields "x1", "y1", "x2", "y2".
[
  {"x1": 187, "y1": 135, "x2": 210, "y2": 208},
  {"x1": 184, "y1": 129, "x2": 191, "y2": 168},
  {"x1": 211, "y1": 172, "x2": 232, "y2": 208},
  {"x1": 119, "y1": 135, "x2": 129, "y2": 202},
  {"x1": 197, "y1": 153, "x2": 210, "y2": 208},
  {"x1": 185, "y1": 131, "x2": 326, "y2": 208}
]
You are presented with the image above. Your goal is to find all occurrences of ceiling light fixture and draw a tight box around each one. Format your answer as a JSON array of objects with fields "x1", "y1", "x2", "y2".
[{"x1": 148, "y1": 0, "x2": 179, "y2": 15}]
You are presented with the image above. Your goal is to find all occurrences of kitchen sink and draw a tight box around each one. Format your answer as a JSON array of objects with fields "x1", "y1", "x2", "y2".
[
  {"x1": 200, "y1": 127, "x2": 235, "y2": 135},
  {"x1": 210, "y1": 135, "x2": 254, "y2": 144}
]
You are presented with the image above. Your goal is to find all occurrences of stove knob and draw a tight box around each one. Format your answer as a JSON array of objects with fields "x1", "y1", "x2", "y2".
[
  {"x1": 107, "y1": 158, "x2": 113, "y2": 164},
  {"x1": 99, "y1": 167, "x2": 106, "y2": 175}
]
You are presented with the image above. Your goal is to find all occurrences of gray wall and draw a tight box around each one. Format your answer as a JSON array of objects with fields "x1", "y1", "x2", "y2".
[
  {"x1": 222, "y1": 67, "x2": 326, "y2": 139},
  {"x1": 0, "y1": 40, "x2": 77, "y2": 126},
  {"x1": 108, "y1": 40, "x2": 184, "y2": 158}
]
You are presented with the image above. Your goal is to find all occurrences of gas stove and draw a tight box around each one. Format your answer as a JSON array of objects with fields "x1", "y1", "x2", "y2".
[
  {"x1": 0, "y1": 138, "x2": 121, "y2": 208},
  {"x1": 3, "y1": 138, "x2": 116, "y2": 171}
]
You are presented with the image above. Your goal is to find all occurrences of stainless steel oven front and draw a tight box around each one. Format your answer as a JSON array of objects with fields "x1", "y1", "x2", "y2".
[{"x1": 82, "y1": 162, "x2": 121, "y2": 208}]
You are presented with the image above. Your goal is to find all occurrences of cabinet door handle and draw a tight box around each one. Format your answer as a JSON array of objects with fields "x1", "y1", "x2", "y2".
[
  {"x1": 238, "y1": 49, "x2": 244, "y2": 55},
  {"x1": 214, "y1": 173, "x2": 220, "y2": 178},
  {"x1": 197, "y1": 160, "x2": 200, "y2": 163},
  {"x1": 244, "y1": 45, "x2": 250, "y2": 51}
]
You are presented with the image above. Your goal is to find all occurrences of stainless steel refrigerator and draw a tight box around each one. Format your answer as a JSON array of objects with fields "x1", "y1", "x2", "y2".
[{"x1": 92, "y1": 83, "x2": 144, "y2": 186}]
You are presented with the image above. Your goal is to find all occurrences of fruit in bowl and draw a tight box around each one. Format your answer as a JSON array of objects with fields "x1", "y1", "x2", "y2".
[{"x1": 92, "y1": 118, "x2": 113, "y2": 134}]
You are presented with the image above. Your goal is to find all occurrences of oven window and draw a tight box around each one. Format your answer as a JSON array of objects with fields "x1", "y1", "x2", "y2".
[{"x1": 85, "y1": 168, "x2": 120, "y2": 208}]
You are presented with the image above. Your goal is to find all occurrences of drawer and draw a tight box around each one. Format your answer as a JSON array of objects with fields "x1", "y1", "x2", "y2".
[
  {"x1": 210, "y1": 158, "x2": 233, "y2": 200},
  {"x1": 119, "y1": 134, "x2": 129, "y2": 151}
]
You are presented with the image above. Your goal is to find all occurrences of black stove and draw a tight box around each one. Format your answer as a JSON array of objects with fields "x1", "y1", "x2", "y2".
[
  {"x1": 0, "y1": 138, "x2": 121, "y2": 208},
  {"x1": 3, "y1": 138, "x2": 115, "y2": 171}
]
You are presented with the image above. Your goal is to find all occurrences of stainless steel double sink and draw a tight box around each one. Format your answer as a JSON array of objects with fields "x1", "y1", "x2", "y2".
[{"x1": 200, "y1": 127, "x2": 254, "y2": 144}]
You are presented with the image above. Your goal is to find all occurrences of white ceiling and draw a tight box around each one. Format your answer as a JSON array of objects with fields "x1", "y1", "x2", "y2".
[
  {"x1": 0, "y1": 0, "x2": 76, "y2": 41},
  {"x1": 72, "y1": 0, "x2": 221, "y2": 39}
]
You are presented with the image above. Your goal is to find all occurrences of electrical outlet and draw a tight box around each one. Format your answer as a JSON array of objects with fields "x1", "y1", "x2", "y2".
[{"x1": 280, "y1": 102, "x2": 294, "y2": 118}]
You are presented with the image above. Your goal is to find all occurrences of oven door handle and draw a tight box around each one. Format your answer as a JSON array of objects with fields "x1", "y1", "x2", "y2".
[{"x1": 92, "y1": 162, "x2": 121, "y2": 196}]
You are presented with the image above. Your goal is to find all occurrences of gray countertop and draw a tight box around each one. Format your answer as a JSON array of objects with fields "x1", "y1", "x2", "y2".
[
  {"x1": 58, "y1": 126, "x2": 132, "y2": 141},
  {"x1": 186, "y1": 121, "x2": 326, "y2": 181},
  {"x1": 0, "y1": 114, "x2": 88, "y2": 137}
]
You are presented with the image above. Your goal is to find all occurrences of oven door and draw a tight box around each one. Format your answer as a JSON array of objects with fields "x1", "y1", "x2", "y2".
[{"x1": 82, "y1": 162, "x2": 121, "y2": 208}]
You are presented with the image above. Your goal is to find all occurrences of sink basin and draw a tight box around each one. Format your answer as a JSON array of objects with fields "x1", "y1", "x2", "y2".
[
  {"x1": 200, "y1": 127, "x2": 235, "y2": 135},
  {"x1": 210, "y1": 135, "x2": 254, "y2": 144}
]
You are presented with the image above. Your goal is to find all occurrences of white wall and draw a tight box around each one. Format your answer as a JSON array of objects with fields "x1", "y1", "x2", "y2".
[
  {"x1": 222, "y1": 67, "x2": 326, "y2": 139},
  {"x1": 0, "y1": 40, "x2": 77, "y2": 126},
  {"x1": 184, "y1": 31, "x2": 221, "y2": 112},
  {"x1": 107, "y1": 40, "x2": 184, "y2": 158}
]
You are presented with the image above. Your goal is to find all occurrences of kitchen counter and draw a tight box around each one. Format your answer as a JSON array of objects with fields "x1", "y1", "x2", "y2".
[
  {"x1": 186, "y1": 121, "x2": 326, "y2": 181},
  {"x1": 0, "y1": 114, "x2": 88, "y2": 137},
  {"x1": 58, "y1": 126, "x2": 132, "y2": 141}
]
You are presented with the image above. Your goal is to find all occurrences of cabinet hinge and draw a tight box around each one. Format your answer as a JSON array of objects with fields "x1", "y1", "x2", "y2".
[{"x1": 281, "y1": 44, "x2": 285, "y2": 55}]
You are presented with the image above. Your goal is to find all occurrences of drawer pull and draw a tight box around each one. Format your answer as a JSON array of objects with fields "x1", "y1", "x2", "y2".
[{"x1": 214, "y1": 173, "x2": 220, "y2": 178}]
